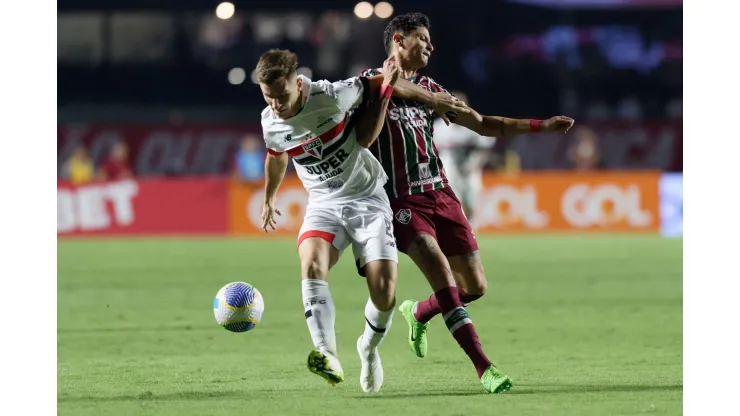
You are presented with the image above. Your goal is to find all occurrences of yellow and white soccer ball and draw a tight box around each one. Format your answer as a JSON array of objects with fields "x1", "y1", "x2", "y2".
[{"x1": 213, "y1": 282, "x2": 264, "y2": 332}]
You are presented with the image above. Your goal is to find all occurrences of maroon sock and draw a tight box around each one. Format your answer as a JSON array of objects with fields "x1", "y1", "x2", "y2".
[
  {"x1": 413, "y1": 294, "x2": 441, "y2": 323},
  {"x1": 458, "y1": 288, "x2": 482, "y2": 305},
  {"x1": 435, "y1": 287, "x2": 492, "y2": 378}
]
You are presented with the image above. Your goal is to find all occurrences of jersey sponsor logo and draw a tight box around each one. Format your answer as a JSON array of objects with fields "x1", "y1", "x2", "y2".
[
  {"x1": 388, "y1": 105, "x2": 430, "y2": 128},
  {"x1": 326, "y1": 178, "x2": 344, "y2": 190},
  {"x1": 316, "y1": 116, "x2": 332, "y2": 129},
  {"x1": 561, "y1": 184, "x2": 652, "y2": 227},
  {"x1": 304, "y1": 148, "x2": 350, "y2": 177},
  {"x1": 418, "y1": 162, "x2": 431, "y2": 179},
  {"x1": 302, "y1": 138, "x2": 323, "y2": 158},
  {"x1": 395, "y1": 209, "x2": 412, "y2": 225},
  {"x1": 408, "y1": 176, "x2": 443, "y2": 188}
]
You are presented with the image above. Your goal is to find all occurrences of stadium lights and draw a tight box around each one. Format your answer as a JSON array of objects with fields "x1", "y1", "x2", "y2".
[
  {"x1": 215, "y1": 2, "x2": 235, "y2": 20},
  {"x1": 354, "y1": 2, "x2": 374, "y2": 19},
  {"x1": 228, "y1": 68, "x2": 247, "y2": 85},
  {"x1": 374, "y1": 2, "x2": 393, "y2": 19}
]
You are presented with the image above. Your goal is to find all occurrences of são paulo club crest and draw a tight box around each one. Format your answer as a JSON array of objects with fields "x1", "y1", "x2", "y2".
[{"x1": 302, "y1": 138, "x2": 323, "y2": 158}]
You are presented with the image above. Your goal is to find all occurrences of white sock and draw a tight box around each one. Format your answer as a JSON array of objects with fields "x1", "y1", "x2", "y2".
[
  {"x1": 361, "y1": 297, "x2": 394, "y2": 350},
  {"x1": 302, "y1": 279, "x2": 337, "y2": 353}
]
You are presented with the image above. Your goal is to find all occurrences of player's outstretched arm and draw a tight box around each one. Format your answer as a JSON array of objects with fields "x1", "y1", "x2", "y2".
[
  {"x1": 366, "y1": 73, "x2": 470, "y2": 124},
  {"x1": 453, "y1": 109, "x2": 575, "y2": 137},
  {"x1": 261, "y1": 152, "x2": 288, "y2": 233},
  {"x1": 356, "y1": 57, "x2": 401, "y2": 148}
]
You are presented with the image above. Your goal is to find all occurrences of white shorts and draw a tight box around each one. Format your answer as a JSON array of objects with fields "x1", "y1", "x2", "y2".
[
  {"x1": 446, "y1": 169, "x2": 483, "y2": 211},
  {"x1": 297, "y1": 191, "x2": 398, "y2": 269}
]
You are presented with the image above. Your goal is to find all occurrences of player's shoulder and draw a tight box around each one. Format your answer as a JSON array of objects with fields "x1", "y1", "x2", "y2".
[
  {"x1": 418, "y1": 75, "x2": 446, "y2": 92},
  {"x1": 260, "y1": 106, "x2": 274, "y2": 124},
  {"x1": 308, "y1": 77, "x2": 359, "y2": 97},
  {"x1": 259, "y1": 107, "x2": 290, "y2": 145}
]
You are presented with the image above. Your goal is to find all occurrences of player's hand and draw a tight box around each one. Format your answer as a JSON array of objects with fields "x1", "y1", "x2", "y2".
[
  {"x1": 261, "y1": 200, "x2": 281, "y2": 233},
  {"x1": 432, "y1": 92, "x2": 470, "y2": 125},
  {"x1": 382, "y1": 56, "x2": 401, "y2": 87},
  {"x1": 542, "y1": 116, "x2": 575, "y2": 133}
]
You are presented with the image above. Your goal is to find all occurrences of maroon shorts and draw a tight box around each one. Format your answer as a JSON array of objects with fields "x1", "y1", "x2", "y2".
[{"x1": 390, "y1": 186, "x2": 478, "y2": 257}]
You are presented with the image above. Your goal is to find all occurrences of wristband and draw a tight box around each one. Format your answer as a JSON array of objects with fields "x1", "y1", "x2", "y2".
[
  {"x1": 380, "y1": 84, "x2": 393, "y2": 99},
  {"x1": 529, "y1": 119, "x2": 542, "y2": 132}
]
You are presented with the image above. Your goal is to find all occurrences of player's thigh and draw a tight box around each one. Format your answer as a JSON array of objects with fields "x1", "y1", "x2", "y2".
[
  {"x1": 434, "y1": 186, "x2": 480, "y2": 258},
  {"x1": 448, "y1": 250, "x2": 487, "y2": 295},
  {"x1": 389, "y1": 193, "x2": 437, "y2": 255},
  {"x1": 347, "y1": 196, "x2": 399, "y2": 309},
  {"x1": 405, "y1": 234, "x2": 456, "y2": 292},
  {"x1": 297, "y1": 213, "x2": 348, "y2": 280}
]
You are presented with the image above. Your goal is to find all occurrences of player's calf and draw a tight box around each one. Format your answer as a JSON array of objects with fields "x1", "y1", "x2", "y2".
[
  {"x1": 360, "y1": 259, "x2": 396, "y2": 348},
  {"x1": 357, "y1": 259, "x2": 396, "y2": 392},
  {"x1": 405, "y1": 236, "x2": 494, "y2": 378},
  {"x1": 299, "y1": 237, "x2": 341, "y2": 373}
]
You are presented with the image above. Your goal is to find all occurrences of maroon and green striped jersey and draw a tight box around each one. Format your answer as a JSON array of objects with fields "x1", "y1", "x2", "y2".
[{"x1": 361, "y1": 68, "x2": 450, "y2": 199}]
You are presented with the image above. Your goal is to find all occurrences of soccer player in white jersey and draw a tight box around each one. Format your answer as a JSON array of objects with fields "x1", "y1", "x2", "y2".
[
  {"x1": 433, "y1": 91, "x2": 494, "y2": 231},
  {"x1": 255, "y1": 49, "x2": 469, "y2": 392}
]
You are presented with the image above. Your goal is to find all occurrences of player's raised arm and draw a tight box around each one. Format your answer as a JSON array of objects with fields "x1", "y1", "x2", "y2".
[
  {"x1": 355, "y1": 57, "x2": 401, "y2": 148},
  {"x1": 453, "y1": 109, "x2": 575, "y2": 138},
  {"x1": 261, "y1": 150, "x2": 288, "y2": 232},
  {"x1": 365, "y1": 73, "x2": 470, "y2": 124}
]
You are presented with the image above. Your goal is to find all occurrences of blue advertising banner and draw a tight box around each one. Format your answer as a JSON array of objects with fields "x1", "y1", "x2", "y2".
[{"x1": 659, "y1": 173, "x2": 683, "y2": 237}]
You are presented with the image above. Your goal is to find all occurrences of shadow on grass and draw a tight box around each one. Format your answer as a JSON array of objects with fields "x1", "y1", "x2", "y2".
[
  {"x1": 356, "y1": 384, "x2": 683, "y2": 399},
  {"x1": 58, "y1": 325, "x2": 214, "y2": 334},
  {"x1": 59, "y1": 384, "x2": 682, "y2": 403},
  {"x1": 58, "y1": 390, "x2": 281, "y2": 403}
]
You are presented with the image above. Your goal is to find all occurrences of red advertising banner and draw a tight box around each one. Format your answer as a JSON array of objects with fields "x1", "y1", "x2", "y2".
[
  {"x1": 57, "y1": 121, "x2": 682, "y2": 177},
  {"x1": 57, "y1": 124, "x2": 261, "y2": 177},
  {"x1": 57, "y1": 178, "x2": 229, "y2": 236}
]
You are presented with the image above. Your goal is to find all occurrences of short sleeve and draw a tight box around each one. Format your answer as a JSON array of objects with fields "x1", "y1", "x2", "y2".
[
  {"x1": 329, "y1": 76, "x2": 370, "y2": 113},
  {"x1": 260, "y1": 108, "x2": 285, "y2": 156}
]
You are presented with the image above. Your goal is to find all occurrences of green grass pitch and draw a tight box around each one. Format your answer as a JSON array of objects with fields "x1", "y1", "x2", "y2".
[{"x1": 58, "y1": 235, "x2": 682, "y2": 416}]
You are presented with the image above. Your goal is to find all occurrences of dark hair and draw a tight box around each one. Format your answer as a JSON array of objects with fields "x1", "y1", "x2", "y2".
[
  {"x1": 383, "y1": 13, "x2": 431, "y2": 54},
  {"x1": 255, "y1": 49, "x2": 298, "y2": 84}
]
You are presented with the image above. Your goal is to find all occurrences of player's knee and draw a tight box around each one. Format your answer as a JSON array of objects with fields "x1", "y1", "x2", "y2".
[
  {"x1": 468, "y1": 277, "x2": 487, "y2": 296},
  {"x1": 301, "y1": 257, "x2": 329, "y2": 280},
  {"x1": 369, "y1": 290, "x2": 395, "y2": 312},
  {"x1": 365, "y1": 262, "x2": 397, "y2": 311}
]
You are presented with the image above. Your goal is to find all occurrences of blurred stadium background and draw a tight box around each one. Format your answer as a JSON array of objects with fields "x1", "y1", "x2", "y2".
[{"x1": 57, "y1": 1, "x2": 683, "y2": 415}]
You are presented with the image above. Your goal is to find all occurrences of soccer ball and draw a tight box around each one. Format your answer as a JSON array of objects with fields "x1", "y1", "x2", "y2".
[{"x1": 213, "y1": 282, "x2": 264, "y2": 332}]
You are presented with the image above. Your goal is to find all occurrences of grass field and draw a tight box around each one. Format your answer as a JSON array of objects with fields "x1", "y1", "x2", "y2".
[{"x1": 58, "y1": 235, "x2": 682, "y2": 416}]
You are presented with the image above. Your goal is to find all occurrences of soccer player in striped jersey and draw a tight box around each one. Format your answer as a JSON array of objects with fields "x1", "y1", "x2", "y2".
[
  {"x1": 255, "y1": 49, "x2": 468, "y2": 392},
  {"x1": 360, "y1": 13, "x2": 575, "y2": 393}
]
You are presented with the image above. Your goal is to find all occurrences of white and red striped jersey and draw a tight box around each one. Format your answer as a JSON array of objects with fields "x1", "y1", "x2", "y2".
[{"x1": 261, "y1": 75, "x2": 388, "y2": 204}]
